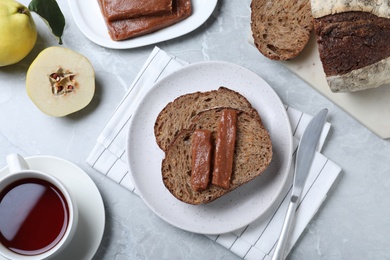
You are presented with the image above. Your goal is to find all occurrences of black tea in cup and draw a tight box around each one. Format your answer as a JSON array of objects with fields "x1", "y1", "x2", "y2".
[{"x1": 0, "y1": 177, "x2": 69, "y2": 256}]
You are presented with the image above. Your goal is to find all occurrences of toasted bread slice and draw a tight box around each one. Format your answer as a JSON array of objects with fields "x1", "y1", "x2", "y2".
[
  {"x1": 154, "y1": 87, "x2": 260, "y2": 152},
  {"x1": 250, "y1": 0, "x2": 313, "y2": 60},
  {"x1": 162, "y1": 108, "x2": 272, "y2": 204}
]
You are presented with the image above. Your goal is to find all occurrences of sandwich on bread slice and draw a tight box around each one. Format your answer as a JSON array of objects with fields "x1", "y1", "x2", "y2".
[
  {"x1": 162, "y1": 108, "x2": 272, "y2": 204},
  {"x1": 155, "y1": 87, "x2": 273, "y2": 205}
]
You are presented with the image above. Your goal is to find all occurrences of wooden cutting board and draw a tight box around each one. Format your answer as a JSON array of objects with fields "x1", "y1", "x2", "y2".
[{"x1": 280, "y1": 33, "x2": 390, "y2": 139}]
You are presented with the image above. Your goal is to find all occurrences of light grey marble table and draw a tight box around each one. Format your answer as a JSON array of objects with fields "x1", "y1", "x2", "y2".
[{"x1": 1, "y1": 0, "x2": 390, "y2": 259}]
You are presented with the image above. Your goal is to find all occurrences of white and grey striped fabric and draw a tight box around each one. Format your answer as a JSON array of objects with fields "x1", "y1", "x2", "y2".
[{"x1": 87, "y1": 47, "x2": 341, "y2": 260}]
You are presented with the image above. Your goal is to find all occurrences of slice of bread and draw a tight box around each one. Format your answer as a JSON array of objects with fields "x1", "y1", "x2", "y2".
[
  {"x1": 154, "y1": 87, "x2": 260, "y2": 152},
  {"x1": 250, "y1": 0, "x2": 313, "y2": 60},
  {"x1": 161, "y1": 108, "x2": 272, "y2": 205}
]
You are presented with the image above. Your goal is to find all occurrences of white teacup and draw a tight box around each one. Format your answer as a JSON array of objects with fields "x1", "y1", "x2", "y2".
[{"x1": 0, "y1": 154, "x2": 78, "y2": 259}]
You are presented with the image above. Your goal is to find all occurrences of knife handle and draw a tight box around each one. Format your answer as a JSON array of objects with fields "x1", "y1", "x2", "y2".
[{"x1": 271, "y1": 197, "x2": 299, "y2": 260}]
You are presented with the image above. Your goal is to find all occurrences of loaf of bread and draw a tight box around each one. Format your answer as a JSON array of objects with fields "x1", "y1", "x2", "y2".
[
  {"x1": 250, "y1": 0, "x2": 313, "y2": 60},
  {"x1": 161, "y1": 108, "x2": 272, "y2": 204},
  {"x1": 154, "y1": 87, "x2": 261, "y2": 152},
  {"x1": 312, "y1": 0, "x2": 390, "y2": 92}
]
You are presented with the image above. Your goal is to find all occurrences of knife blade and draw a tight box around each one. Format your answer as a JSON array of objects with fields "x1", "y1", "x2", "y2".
[{"x1": 271, "y1": 108, "x2": 328, "y2": 260}]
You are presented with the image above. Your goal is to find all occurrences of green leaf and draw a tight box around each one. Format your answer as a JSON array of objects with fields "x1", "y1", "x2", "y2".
[{"x1": 28, "y1": 0, "x2": 65, "y2": 44}]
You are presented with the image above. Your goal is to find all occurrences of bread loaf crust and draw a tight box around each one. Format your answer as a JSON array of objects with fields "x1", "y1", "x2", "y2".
[
  {"x1": 311, "y1": 0, "x2": 390, "y2": 19},
  {"x1": 327, "y1": 59, "x2": 390, "y2": 92},
  {"x1": 314, "y1": 12, "x2": 390, "y2": 76},
  {"x1": 312, "y1": 1, "x2": 390, "y2": 92}
]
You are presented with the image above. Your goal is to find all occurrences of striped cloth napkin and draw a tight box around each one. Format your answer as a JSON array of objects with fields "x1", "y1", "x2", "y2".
[{"x1": 86, "y1": 47, "x2": 341, "y2": 260}]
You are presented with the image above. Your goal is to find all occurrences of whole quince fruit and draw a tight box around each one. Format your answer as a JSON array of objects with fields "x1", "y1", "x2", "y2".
[{"x1": 0, "y1": 0, "x2": 37, "y2": 67}]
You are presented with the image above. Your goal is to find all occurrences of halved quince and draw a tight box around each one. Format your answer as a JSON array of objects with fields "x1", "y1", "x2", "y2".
[{"x1": 26, "y1": 46, "x2": 95, "y2": 117}]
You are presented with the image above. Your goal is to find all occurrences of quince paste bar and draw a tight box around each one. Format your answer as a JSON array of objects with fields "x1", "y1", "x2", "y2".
[
  {"x1": 101, "y1": 0, "x2": 173, "y2": 21},
  {"x1": 98, "y1": 0, "x2": 192, "y2": 41}
]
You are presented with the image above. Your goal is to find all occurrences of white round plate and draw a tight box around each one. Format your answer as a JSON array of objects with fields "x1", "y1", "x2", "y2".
[
  {"x1": 67, "y1": 0, "x2": 218, "y2": 49},
  {"x1": 127, "y1": 61, "x2": 293, "y2": 235},
  {"x1": 0, "y1": 156, "x2": 105, "y2": 260}
]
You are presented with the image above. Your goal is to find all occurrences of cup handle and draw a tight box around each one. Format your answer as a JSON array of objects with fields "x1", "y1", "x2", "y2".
[{"x1": 6, "y1": 153, "x2": 30, "y2": 173}]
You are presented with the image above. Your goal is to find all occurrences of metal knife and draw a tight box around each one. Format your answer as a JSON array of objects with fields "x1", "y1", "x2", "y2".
[{"x1": 272, "y1": 108, "x2": 328, "y2": 260}]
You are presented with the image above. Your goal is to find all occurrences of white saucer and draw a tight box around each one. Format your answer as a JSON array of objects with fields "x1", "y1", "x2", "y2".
[{"x1": 0, "y1": 156, "x2": 105, "y2": 260}]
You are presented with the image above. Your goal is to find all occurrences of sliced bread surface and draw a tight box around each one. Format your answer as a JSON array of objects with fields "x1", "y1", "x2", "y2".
[
  {"x1": 162, "y1": 108, "x2": 273, "y2": 205},
  {"x1": 250, "y1": 0, "x2": 313, "y2": 60},
  {"x1": 154, "y1": 87, "x2": 260, "y2": 152}
]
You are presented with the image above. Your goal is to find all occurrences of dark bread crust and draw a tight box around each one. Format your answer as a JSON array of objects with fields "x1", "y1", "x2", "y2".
[
  {"x1": 162, "y1": 108, "x2": 272, "y2": 205},
  {"x1": 154, "y1": 87, "x2": 261, "y2": 152},
  {"x1": 250, "y1": 0, "x2": 313, "y2": 60},
  {"x1": 314, "y1": 11, "x2": 390, "y2": 77}
]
